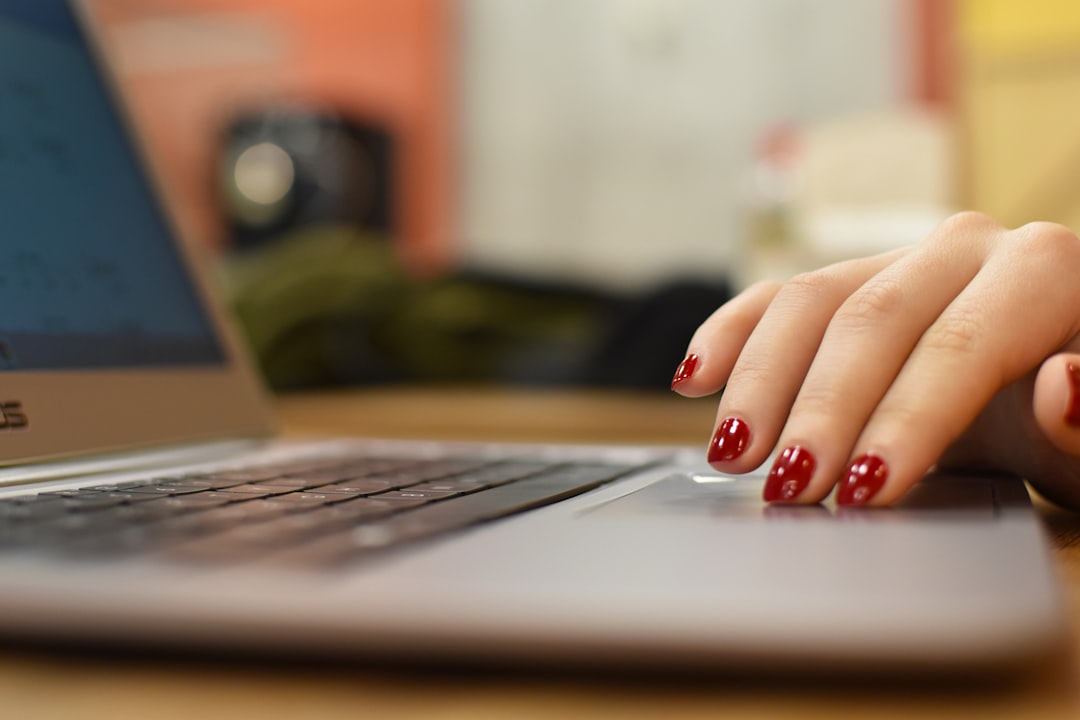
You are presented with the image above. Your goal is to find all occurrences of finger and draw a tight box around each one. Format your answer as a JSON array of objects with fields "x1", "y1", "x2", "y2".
[
  {"x1": 706, "y1": 247, "x2": 909, "y2": 473},
  {"x1": 1033, "y1": 350, "x2": 1080, "y2": 451},
  {"x1": 1026, "y1": 351, "x2": 1080, "y2": 508},
  {"x1": 837, "y1": 222, "x2": 1080, "y2": 507},
  {"x1": 671, "y1": 280, "x2": 782, "y2": 398},
  {"x1": 761, "y1": 214, "x2": 998, "y2": 503}
]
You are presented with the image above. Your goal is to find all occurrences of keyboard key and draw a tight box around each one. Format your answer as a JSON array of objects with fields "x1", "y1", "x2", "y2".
[
  {"x1": 259, "y1": 492, "x2": 338, "y2": 511},
  {"x1": 320, "y1": 497, "x2": 406, "y2": 519},
  {"x1": 309, "y1": 478, "x2": 398, "y2": 495},
  {"x1": 124, "y1": 482, "x2": 210, "y2": 495},
  {"x1": 251, "y1": 477, "x2": 319, "y2": 490},
  {"x1": 408, "y1": 478, "x2": 493, "y2": 493},
  {"x1": 374, "y1": 489, "x2": 460, "y2": 502},
  {"x1": 25, "y1": 492, "x2": 142, "y2": 512},
  {"x1": 205, "y1": 484, "x2": 284, "y2": 497},
  {"x1": 140, "y1": 494, "x2": 238, "y2": 512},
  {"x1": 201, "y1": 468, "x2": 287, "y2": 484}
]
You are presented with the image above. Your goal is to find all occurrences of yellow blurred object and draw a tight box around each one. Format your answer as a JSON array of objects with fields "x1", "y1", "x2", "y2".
[
  {"x1": 959, "y1": 0, "x2": 1080, "y2": 231},
  {"x1": 960, "y1": 0, "x2": 1080, "y2": 56}
]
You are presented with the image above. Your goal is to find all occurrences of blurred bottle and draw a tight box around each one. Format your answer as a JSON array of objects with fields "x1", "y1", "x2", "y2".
[{"x1": 739, "y1": 122, "x2": 803, "y2": 288}]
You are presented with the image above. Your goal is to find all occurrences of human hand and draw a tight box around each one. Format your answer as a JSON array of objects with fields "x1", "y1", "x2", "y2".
[{"x1": 671, "y1": 212, "x2": 1080, "y2": 509}]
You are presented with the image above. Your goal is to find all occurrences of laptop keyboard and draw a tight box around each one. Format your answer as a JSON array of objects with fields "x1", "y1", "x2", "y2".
[{"x1": 0, "y1": 454, "x2": 644, "y2": 568}]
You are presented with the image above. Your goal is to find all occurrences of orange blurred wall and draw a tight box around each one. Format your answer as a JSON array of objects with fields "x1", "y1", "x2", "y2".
[{"x1": 88, "y1": 0, "x2": 453, "y2": 274}]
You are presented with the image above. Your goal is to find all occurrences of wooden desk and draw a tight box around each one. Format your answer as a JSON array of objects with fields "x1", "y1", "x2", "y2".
[{"x1": 4, "y1": 386, "x2": 1080, "y2": 719}]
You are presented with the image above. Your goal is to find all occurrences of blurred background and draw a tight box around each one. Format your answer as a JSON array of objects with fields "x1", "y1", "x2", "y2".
[{"x1": 82, "y1": 0, "x2": 1071, "y2": 391}]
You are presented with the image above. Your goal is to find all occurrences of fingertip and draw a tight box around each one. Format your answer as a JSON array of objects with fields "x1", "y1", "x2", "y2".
[
  {"x1": 670, "y1": 353, "x2": 700, "y2": 393},
  {"x1": 674, "y1": 280, "x2": 783, "y2": 397},
  {"x1": 707, "y1": 416, "x2": 751, "y2": 465},
  {"x1": 836, "y1": 453, "x2": 889, "y2": 507},
  {"x1": 1033, "y1": 353, "x2": 1080, "y2": 455},
  {"x1": 670, "y1": 352, "x2": 728, "y2": 398},
  {"x1": 762, "y1": 445, "x2": 817, "y2": 503}
]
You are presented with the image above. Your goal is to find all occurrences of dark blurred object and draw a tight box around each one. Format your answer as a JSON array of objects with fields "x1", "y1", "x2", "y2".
[
  {"x1": 219, "y1": 109, "x2": 394, "y2": 250},
  {"x1": 583, "y1": 279, "x2": 734, "y2": 389},
  {"x1": 224, "y1": 227, "x2": 733, "y2": 391},
  {"x1": 224, "y1": 227, "x2": 610, "y2": 388}
]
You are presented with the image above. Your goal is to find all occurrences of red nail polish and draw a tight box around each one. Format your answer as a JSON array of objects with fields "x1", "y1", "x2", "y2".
[
  {"x1": 763, "y1": 446, "x2": 816, "y2": 502},
  {"x1": 837, "y1": 454, "x2": 888, "y2": 506},
  {"x1": 671, "y1": 354, "x2": 700, "y2": 389},
  {"x1": 708, "y1": 417, "x2": 750, "y2": 463},
  {"x1": 1066, "y1": 362, "x2": 1080, "y2": 426}
]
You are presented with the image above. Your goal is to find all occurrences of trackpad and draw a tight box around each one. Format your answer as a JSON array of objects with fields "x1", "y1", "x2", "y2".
[{"x1": 589, "y1": 471, "x2": 1001, "y2": 520}]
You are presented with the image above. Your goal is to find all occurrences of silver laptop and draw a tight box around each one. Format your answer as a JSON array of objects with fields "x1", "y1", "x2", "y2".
[{"x1": 0, "y1": 0, "x2": 1065, "y2": 673}]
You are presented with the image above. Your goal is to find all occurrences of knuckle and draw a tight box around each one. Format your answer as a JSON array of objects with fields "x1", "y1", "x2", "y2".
[
  {"x1": 920, "y1": 310, "x2": 983, "y2": 355},
  {"x1": 933, "y1": 211, "x2": 1000, "y2": 239},
  {"x1": 708, "y1": 280, "x2": 782, "y2": 330},
  {"x1": 727, "y1": 354, "x2": 775, "y2": 388},
  {"x1": 833, "y1": 277, "x2": 905, "y2": 328},
  {"x1": 1012, "y1": 221, "x2": 1080, "y2": 265},
  {"x1": 871, "y1": 402, "x2": 927, "y2": 437},
  {"x1": 774, "y1": 269, "x2": 839, "y2": 309},
  {"x1": 919, "y1": 211, "x2": 1003, "y2": 257},
  {"x1": 745, "y1": 279, "x2": 783, "y2": 297},
  {"x1": 790, "y1": 382, "x2": 842, "y2": 417}
]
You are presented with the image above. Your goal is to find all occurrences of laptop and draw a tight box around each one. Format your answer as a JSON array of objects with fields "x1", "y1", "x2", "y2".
[{"x1": 0, "y1": 0, "x2": 1065, "y2": 673}]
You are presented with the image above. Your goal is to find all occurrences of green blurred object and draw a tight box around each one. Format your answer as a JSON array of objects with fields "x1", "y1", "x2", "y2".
[{"x1": 222, "y1": 227, "x2": 610, "y2": 389}]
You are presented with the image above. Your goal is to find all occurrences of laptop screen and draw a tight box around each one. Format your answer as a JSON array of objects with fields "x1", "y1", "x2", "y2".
[{"x1": 0, "y1": 0, "x2": 223, "y2": 371}]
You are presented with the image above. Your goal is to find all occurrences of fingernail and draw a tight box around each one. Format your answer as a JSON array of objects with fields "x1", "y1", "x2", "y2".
[
  {"x1": 1066, "y1": 362, "x2": 1080, "y2": 426},
  {"x1": 837, "y1": 454, "x2": 888, "y2": 506},
  {"x1": 763, "y1": 445, "x2": 816, "y2": 502},
  {"x1": 708, "y1": 417, "x2": 751, "y2": 463},
  {"x1": 671, "y1": 354, "x2": 700, "y2": 389}
]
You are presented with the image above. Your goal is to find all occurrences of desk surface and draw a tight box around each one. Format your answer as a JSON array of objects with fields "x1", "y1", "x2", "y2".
[{"x1": 5, "y1": 386, "x2": 1080, "y2": 719}]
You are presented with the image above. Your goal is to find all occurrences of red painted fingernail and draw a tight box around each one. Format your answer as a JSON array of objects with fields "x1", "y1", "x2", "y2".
[
  {"x1": 671, "y1": 354, "x2": 700, "y2": 389},
  {"x1": 837, "y1": 454, "x2": 888, "y2": 506},
  {"x1": 763, "y1": 445, "x2": 816, "y2": 502},
  {"x1": 1066, "y1": 362, "x2": 1080, "y2": 426},
  {"x1": 708, "y1": 417, "x2": 751, "y2": 463}
]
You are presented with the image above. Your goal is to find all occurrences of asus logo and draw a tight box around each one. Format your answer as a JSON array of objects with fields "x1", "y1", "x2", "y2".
[{"x1": 0, "y1": 401, "x2": 28, "y2": 430}]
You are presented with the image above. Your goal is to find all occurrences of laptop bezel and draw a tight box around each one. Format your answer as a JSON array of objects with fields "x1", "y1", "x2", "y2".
[{"x1": 0, "y1": 1, "x2": 275, "y2": 468}]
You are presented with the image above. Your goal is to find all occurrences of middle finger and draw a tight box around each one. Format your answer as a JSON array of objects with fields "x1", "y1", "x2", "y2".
[{"x1": 761, "y1": 213, "x2": 999, "y2": 503}]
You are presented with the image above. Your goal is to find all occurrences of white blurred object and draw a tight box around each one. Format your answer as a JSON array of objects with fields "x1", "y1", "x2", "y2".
[
  {"x1": 796, "y1": 108, "x2": 956, "y2": 260},
  {"x1": 459, "y1": 0, "x2": 908, "y2": 290},
  {"x1": 740, "y1": 108, "x2": 956, "y2": 286}
]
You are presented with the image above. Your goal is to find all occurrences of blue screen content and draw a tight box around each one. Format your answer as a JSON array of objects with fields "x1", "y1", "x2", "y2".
[{"x1": 0, "y1": 1, "x2": 223, "y2": 370}]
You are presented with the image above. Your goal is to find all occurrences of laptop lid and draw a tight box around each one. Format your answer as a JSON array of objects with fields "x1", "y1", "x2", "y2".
[{"x1": 0, "y1": 0, "x2": 273, "y2": 466}]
